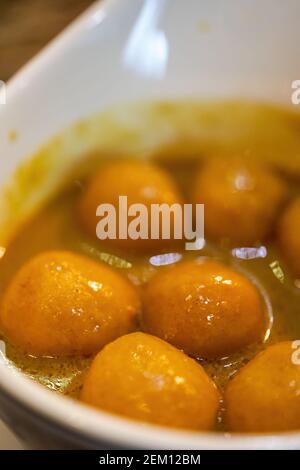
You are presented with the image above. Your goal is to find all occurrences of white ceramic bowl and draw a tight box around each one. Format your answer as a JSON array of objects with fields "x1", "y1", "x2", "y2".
[{"x1": 0, "y1": 0, "x2": 300, "y2": 449}]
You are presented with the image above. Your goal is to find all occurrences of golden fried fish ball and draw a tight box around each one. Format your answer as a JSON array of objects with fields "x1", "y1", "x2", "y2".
[
  {"x1": 191, "y1": 157, "x2": 287, "y2": 245},
  {"x1": 81, "y1": 332, "x2": 220, "y2": 430},
  {"x1": 142, "y1": 260, "x2": 266, "y2": 358},
  {"x1": 78, "y1": 160, "x2": 183, "y2": 251},
  {"x1": 225, "y1": 341, "x2": 300, "y2": 432},
  {"x1": 278, "y1": 197, "x2": 300, "y2": 278},
  {"x1": 0, "y1": 251, "x2": 140, "y2": 357}
]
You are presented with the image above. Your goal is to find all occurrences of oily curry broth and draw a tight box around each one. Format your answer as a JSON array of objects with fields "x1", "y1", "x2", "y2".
[
  {"x1": 0, "y1": 104, "x2": 300, "y2": 430},
  {"x1": 0, "y1": 163, "x2": 300, "y2": 391}
]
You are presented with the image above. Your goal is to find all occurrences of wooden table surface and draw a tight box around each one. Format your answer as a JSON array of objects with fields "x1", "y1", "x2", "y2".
[{"x1": 0, "y1": 0, "x2": 94, "y2": 81}]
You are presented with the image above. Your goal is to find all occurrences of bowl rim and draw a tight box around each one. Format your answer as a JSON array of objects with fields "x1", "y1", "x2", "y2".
[
  {"x1": 1, "y1": 0, "x2": 300, "y2": 449},
  {"x1": 1, "y1": 358, "x2": 300, "y2": 450}
]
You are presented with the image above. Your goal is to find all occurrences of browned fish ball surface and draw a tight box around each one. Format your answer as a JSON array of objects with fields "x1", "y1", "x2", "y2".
[
  {"x1": 0, "y1": 250, "x2": 141, "y2": 357},
  {"x1": 142, "y1": 260, "x2": 266, "y2": 359},
  {"x1": 81, "y1": 332, "x2": 221, "y2": 430},
  {"x1": 278, "y1": 197, "x2": 300, "y2": 278},
  {"x1": 78, "y1": 160, "x2": 184, "y2": 251},
  {"x1": 225, "y1": 341, "x2": 300, "y2": 432},
  {"x1": 191, "y1": 157, "x2": 287, "y2": 245}
]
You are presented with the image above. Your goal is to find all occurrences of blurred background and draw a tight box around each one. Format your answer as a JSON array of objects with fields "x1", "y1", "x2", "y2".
[{"x1": 0, "y1": 0, "x2": 94, "y2": 80}]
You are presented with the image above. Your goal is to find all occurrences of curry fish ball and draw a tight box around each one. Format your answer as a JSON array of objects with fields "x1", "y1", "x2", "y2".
[
  {"x1": 278, "y1": 197, "x2": 300, "y2": 277},
  {"x1": 191, "y1": 158, "x2": 287, "y2": 245},
  {"x1": 0, "y1": 251, "x2": 140, "y2": 357},
  {"x1": 78, "y1": 160, "x2": 183, "y2": 250},
  {"x1": 81, "y1": 332, "x2": 220, "y2": 430},
  {"x1": 142, "y1": 260, "x2": 266, "y2": 358},
  {"x1": 225, "y1": 341, "x2": 300, "y2": 432}
]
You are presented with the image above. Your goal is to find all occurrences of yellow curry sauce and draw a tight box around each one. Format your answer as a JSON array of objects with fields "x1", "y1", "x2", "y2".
[{"x1": 0, "y1": 101, "x2": 300, "y2": 431}]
